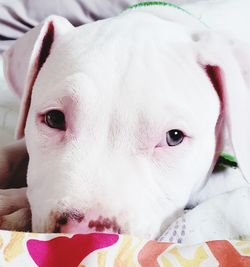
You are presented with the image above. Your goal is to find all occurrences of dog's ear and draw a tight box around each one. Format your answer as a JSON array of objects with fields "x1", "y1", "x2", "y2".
[
  {"x1": 3, "y1": 15, "x2": 73, "y2": 139},
  {"x1": 195, "y1": 32, "x2": 250, "y2": 182}
]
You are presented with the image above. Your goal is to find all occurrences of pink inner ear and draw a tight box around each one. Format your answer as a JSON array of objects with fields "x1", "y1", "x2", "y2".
[
  {"x1": 204, "y1": 65, "x2": 224, "y2": 104},
  {"x1": 204, "y1": 65, "x2": 225, "y2": 160},
  {"x1": 28, "y1": 21, "x2": 55, "y2": 108},
  {"x1": 17, "y1": 22, "x2": 55, "y2": 139},
  {"x1": 37, "y1": 22, "x2": 55, "y2": 71}
]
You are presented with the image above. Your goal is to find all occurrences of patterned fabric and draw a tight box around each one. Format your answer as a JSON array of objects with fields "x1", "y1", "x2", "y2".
[{"x1": 0, "y1": 230, "x2": 250, "y2": 266}]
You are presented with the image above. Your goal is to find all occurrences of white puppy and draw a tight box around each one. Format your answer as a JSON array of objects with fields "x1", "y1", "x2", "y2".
[{"x1": 1, "y1": 0, "x2": 250, "y2": 239}]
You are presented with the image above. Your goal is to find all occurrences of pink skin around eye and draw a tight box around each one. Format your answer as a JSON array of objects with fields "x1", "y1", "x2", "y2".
[
  {"x1": 155, "y1": 138, "x2": 167, "y2": 148},
  {"x1": 36, "y1": 110, "x2": 68, "y2": 145},
  {"x1": 155, "y1": 142, "x2": 166, "y2": 148}
]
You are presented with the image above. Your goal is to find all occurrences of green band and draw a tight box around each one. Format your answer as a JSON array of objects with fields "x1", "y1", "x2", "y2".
[
  {"x1": 128, "y1": 1, "x2": 183, "y2": 11},
  {"x1": 127, "y1": 1, "x2": 209, "y2": 28},
  {"x1": 216, "y1": 152, "x2": 238, "y2": 169},
  {"x1": 220, "y1": 152, "x2": 237, "y2": 163}
]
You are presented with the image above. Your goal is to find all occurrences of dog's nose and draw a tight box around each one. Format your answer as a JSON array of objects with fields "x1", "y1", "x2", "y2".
[{"x1": 54, "y1": 211, "x2": 121, "y2": 234}]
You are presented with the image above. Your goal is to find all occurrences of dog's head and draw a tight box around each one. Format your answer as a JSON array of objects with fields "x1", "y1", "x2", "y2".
[{"x1": 4, "y1": 9, "x2": 250, "y2": 238}]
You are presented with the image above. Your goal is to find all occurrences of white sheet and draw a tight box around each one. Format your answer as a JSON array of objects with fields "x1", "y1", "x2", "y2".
[
  {"x1": 159, "y1": 186, "x2": 250, "y2": 243},
  {"x1": 0, "y1": 55, "x2": 19, "y2": 146}
]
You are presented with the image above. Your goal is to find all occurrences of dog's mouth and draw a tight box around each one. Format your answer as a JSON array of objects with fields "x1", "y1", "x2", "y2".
[{"x1": 53, "y1": 211, "x2": 122, "y2": 234}]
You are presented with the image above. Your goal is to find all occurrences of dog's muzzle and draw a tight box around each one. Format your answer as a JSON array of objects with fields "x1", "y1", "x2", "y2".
[{"x1": 53, "y1": 210, "x2": 122, "y2": 234}]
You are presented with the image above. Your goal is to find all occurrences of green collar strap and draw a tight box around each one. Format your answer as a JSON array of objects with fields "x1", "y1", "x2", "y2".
[
  {"x1": 216, "y1": 152, "x2": 238, "y2": 169},
  {"x1": 127, "y1": 1, "x2": 209, "y2": 28},
  {"x1": 128, "y1": 1, "x2": 185, "y2": 11}
]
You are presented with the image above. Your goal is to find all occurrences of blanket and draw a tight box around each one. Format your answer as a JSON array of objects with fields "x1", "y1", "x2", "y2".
[
  {"x1": 160, "y1": 186, "x2": 250, "y2": 243},
  {"x1": 0, "y1": 230, "x2": 250, "y2": 266},
  {"x1": 1, "y1": 1, "x2": 250, "y2": 266}
]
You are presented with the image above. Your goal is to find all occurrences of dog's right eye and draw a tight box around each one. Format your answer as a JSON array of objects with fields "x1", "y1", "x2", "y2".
[{"x1": 44, "y1": 110, "x2": 66, "y2": 130}]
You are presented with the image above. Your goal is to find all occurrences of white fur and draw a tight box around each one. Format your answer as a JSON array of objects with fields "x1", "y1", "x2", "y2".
[
  {"x1": 1, "y1": 0, "x2": 250, "y2": 239},
  {"x1": 26, "y1": 14, "x2": 221, "y2": 238}
]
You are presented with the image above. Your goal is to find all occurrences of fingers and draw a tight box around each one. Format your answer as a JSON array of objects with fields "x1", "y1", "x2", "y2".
[
  {"x1": 0, "y1": 150, "x2": 11, "y2": 187},
  {"x1": 0, "y1": 188, "x2": 29, "y2": 216},
  {"x1": 0, "y1": 139, "x2": 28, "y2": 189},
  {"x1": 0, "y1": 208, "x2": 31, "y2": 231},
  {"x1": 0, "y1": 187, "x2": 31, "y2": 231}
]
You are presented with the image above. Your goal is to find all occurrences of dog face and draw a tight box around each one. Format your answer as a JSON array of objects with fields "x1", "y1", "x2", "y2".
[
  {"x1": 23, "y1": 13, "x2": 219, "y2": 238},
  {"x1": 4, "y1": 10, "x2": 250, "y2": 239}
]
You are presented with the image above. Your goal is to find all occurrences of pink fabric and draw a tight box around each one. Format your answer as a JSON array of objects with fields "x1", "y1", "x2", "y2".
[{"x1": 27, "y1": 233, "x2": 119, "y2": 267}]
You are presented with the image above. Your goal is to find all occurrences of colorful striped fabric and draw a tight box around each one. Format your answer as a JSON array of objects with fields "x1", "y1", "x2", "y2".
[{"x1": 0, "y1": 230, "x2": 250, "y2": 266}]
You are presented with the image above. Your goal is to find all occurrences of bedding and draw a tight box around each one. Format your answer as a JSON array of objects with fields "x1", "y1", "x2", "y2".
[
  {"x1": 160, "y1": 186, "x2": 250, "y2": 243},
  {"x1": 1, "y1": 1, "x2": 250, "y2": 266},
  {"x1": 0, "y1": 230, "x2": 250, "y2": 266}
]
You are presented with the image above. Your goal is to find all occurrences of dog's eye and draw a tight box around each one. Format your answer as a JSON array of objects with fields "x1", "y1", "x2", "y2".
[
  {"x1": 44, "y1": 110, "x2": 66, "y2": 130},
  {"x1": 166, "y1": 129, "x2": 184, "y2": 146}
]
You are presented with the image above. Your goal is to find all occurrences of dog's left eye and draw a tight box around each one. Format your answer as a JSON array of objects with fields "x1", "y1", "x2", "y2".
[
  {"x1": 166, "y1": 130, "x2": 184, "y2": 146},
  {"x1": 44, "y1": 110, "x2": 66, "y2": 130},
  {"x1": 156, "y1": 129, "x2": 185, "y2": 148}
]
